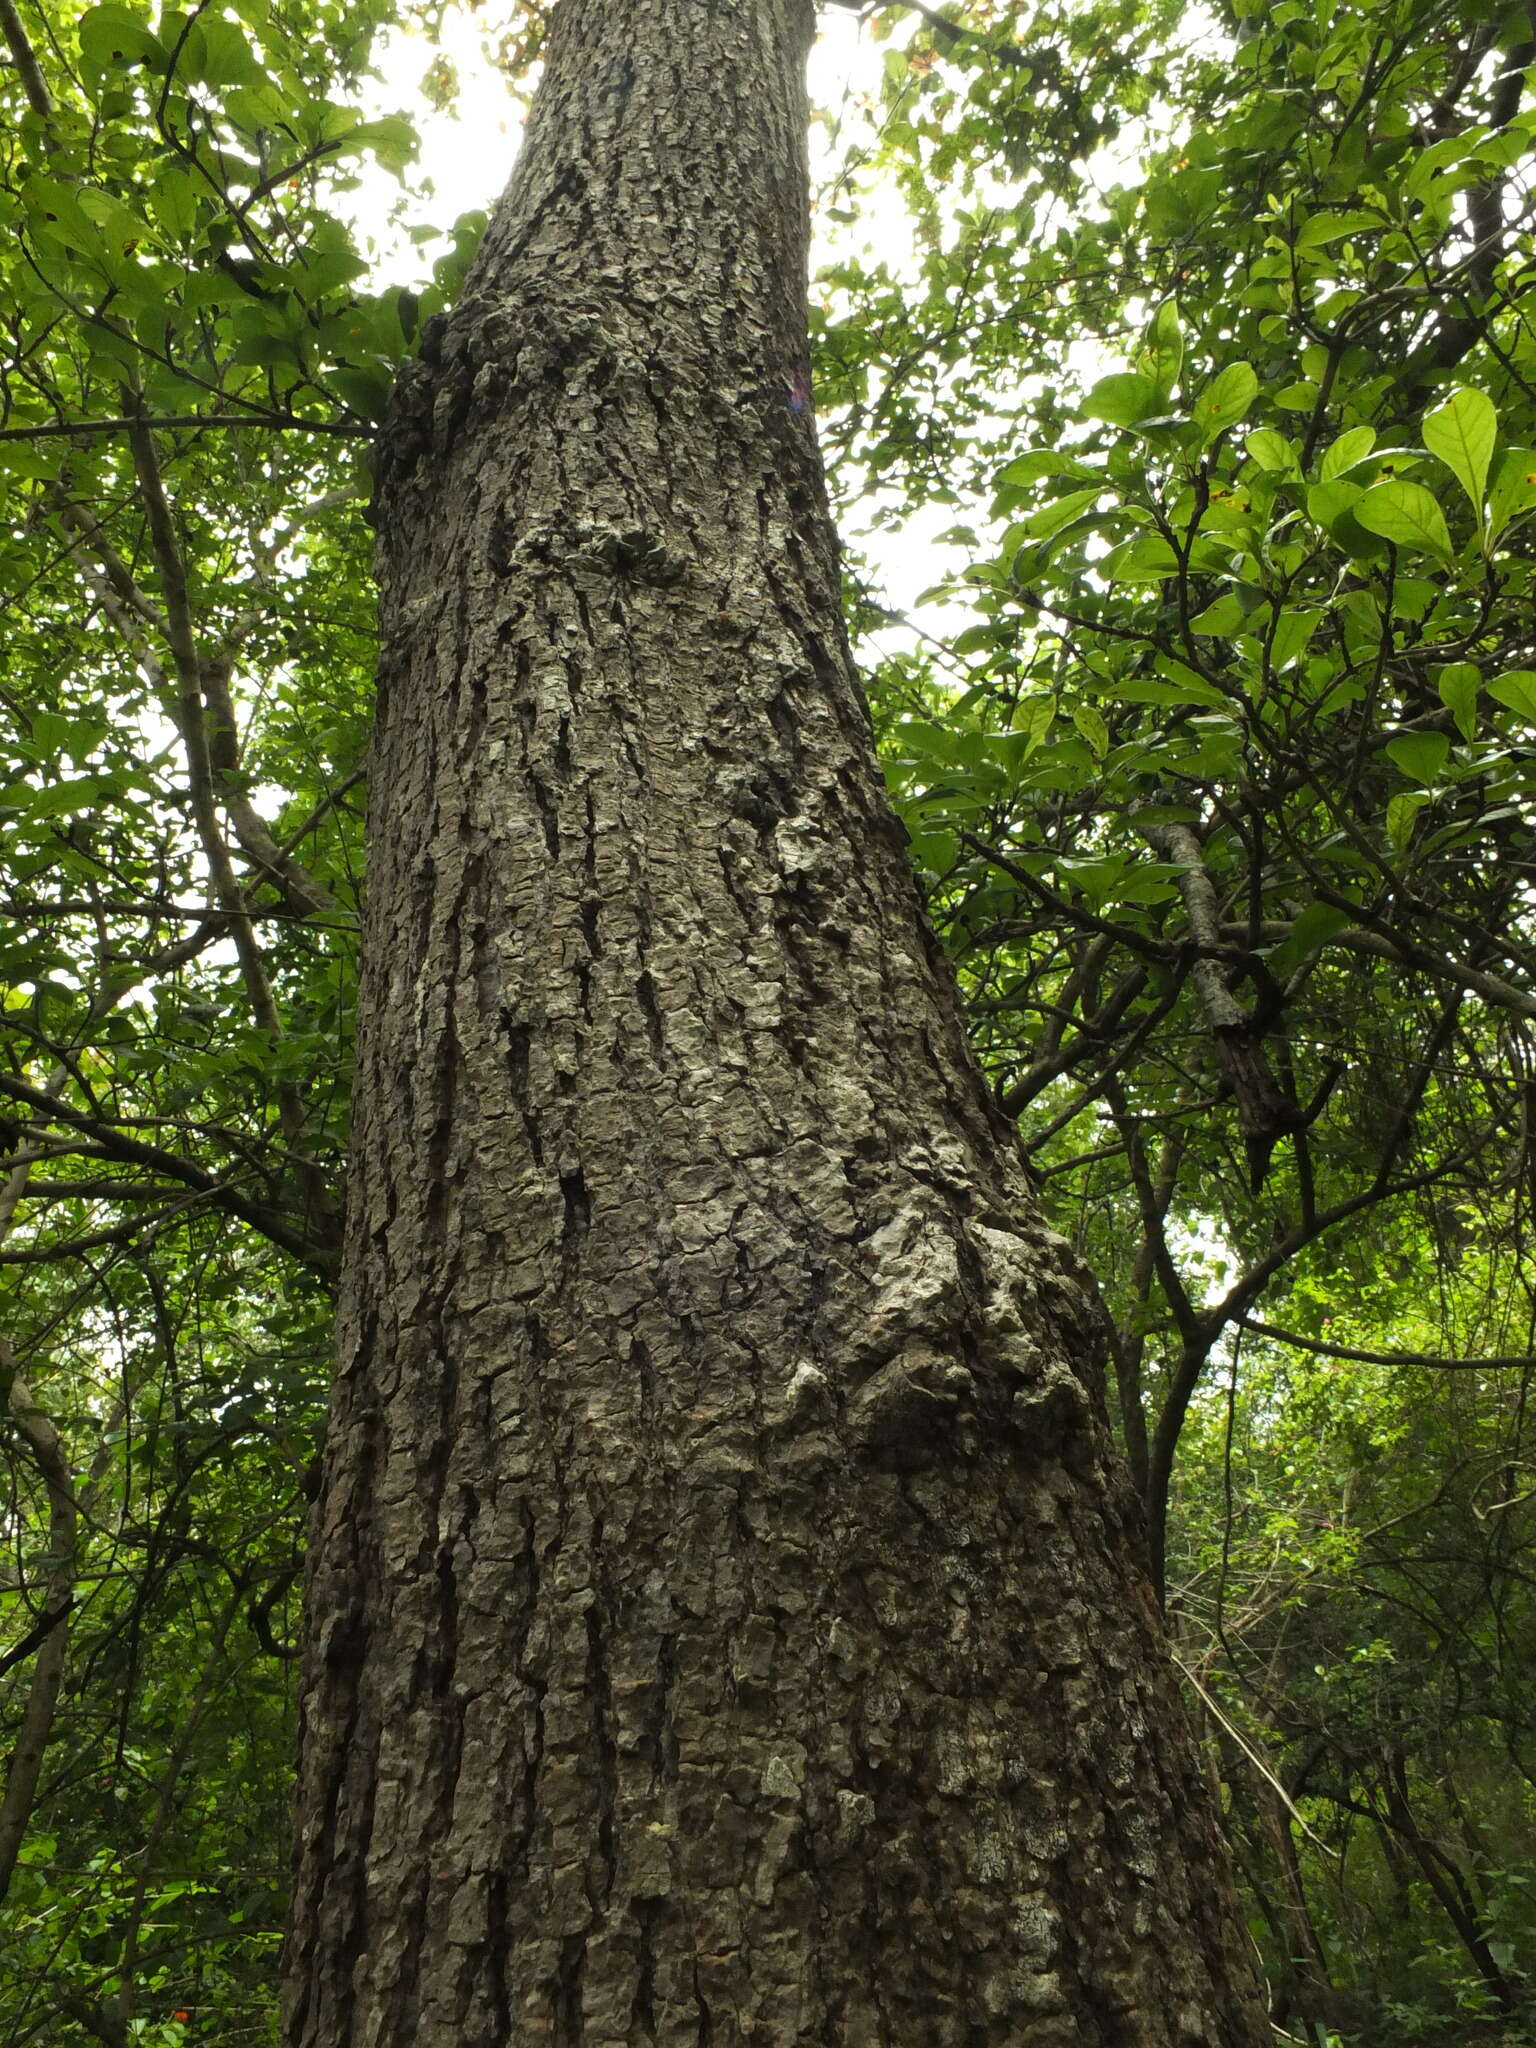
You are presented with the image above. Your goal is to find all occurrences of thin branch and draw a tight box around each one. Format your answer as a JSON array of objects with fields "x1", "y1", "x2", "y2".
[
  {"x1": 1237, "y1": 1316, "x2": 1533, "y2": 1373},
  {"x1": 0, "y1": 1339, "x2": 76, "y2": 1912},
  {"x1": 0, "y1": 412, "x2": 369, "y2": 442},
  {"x1": 0, "y1": 1069, "x2": 335, "y2": 1273},
  {"x1": 124, "y1": 411, "x2": 339, "y2": 1240},
  {"x1": 0, "y1": 0, "x2": 52, "y2": 118}
]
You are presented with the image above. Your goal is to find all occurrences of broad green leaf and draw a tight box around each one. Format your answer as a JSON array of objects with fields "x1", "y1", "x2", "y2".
[
  {"x1": 1011, "y1": 698, "x2": 1055, "y2": 756},
  {"x1": 1288, "y1": 900, "x2": 1357, "y2": 954},
  {"x1": 1353, "y1": 480, "x2": 1454, "y2": 564},
  {"x1": 1405, "y1": 133, "x2": 1477, "y2": 205},
  {"x1": 894, "y1": 719, "x2": 957, "y2": 760},
  {"x1": 1386, "y1": 789, "x2": 1431, "y2": 852},
  {"x1": 1099, "y1": 534, "x2": 1180, "y2": 581},
  {"x1": 325, "y1": 364, "x2": 394, "y2": 421},
  {"x1": 1389, "y1": 577, "x2": 1440, "y2": 622},
  {"x1": 1084, "y1": 371, "x2": 1162, "y2": 428},
  {"x1": 1306, "y1": 479, "x2": 1362, "y2": 532},
  {"x1": 1055, "y1": 853, "x2": 1132, "y2": 904},
  {"x1": 1024, "y1": 486, "x2": 1103, "y2": 539},
  {"x1": 1140, "y1": 298, "x2": 1183, "y2": 398},
  {"x1": 1100, "y1": 678, "x2": 1212, "y2": 708},
  {"x1": 1487, "y1": 669, "x2": 1536, "y2": 722},
  {"x1": 996, "y1": 451, "x2": 1097, "y2": 488},
  {"x1": 1422, "y1": 387, "x2": 1496, "y2": 511},
  {"x1": 21, "y1": 177, "x2": 101, "y2": 258},
  {"x1": 1189, "y1": 592, "x2": 1251, "y2": 635},
  {"x1": 1294, "y1": 210, "x2": 1380, "y2": 247},
  {"x1": 25, "y1": 776, "x2": 107, "y2": 818},
  {"x1": 77, "y1": 3, "x2": 164, "y2": 80},
  {"x1": 1246, "y1": 428, "x2": 1297, "y2": 473},
  {"x1": 1152, "y1": 658, "x2": 1230, "y2": 707},
  {"x1": 1320, "y1": 425, "x2": 1375, "y2": 480},
  {"x1": 1269, "y1": 607, "x2": 1322, "y2": 670},
  {"x1": 1194, "y1": 362, "x2": 1258, "y2": 444},
  {"x1": 1274, "y1": 380, "x2": 1319, "y2": 411},
  {"x1": 184, "y1": 14, "x2": 261, "y2": 85},
  {"x1": 1385, "y1": 731, "x2": 1450, "y2": 784},
  {"x1": 1073, "y1": 702, "x2": 1109, "y2": 760},
  {"x1": 1434, "y1": 663, "x2": 1479, "y2": 742},
  {"x1": 339, "y1": 115, "x2": 421, "y2": 177},
  {"x1": 909, "y1": 828, "x2": 959, "y2": 875},
  {"x1": 1488, "y1": 448, "x2": 1536, "y2": 538}
]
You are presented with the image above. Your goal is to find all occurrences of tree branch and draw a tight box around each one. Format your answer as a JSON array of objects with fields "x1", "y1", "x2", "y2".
[{"x1": 1237, "y1": 1316, "x2": 1532, "y2": 1372}]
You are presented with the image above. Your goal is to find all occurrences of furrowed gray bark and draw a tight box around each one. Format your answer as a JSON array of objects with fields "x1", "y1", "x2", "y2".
[{"x1": 283, "y1": 1, "x2": 1270, "y2": 2041}]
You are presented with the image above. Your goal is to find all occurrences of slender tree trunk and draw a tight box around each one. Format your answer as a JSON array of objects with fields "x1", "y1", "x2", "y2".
[{"x1": 284, "y1": 2, "x2": 1270, "y2": 2041}]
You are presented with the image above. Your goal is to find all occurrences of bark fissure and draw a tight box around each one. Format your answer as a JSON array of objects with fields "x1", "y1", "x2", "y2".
[{"x1": 284, "y1": 2, "x2": 1270, "y2": 2042}]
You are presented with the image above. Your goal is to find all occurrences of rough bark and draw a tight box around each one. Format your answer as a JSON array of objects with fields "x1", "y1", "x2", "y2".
[{"x1": 284, "y1": 2, "x2": 1271, "y2": 2042}]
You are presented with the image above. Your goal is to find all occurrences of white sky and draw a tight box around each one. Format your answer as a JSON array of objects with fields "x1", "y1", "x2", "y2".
[
  {"x1": 346, "y1": 9, "x2": 1177, "y2": 648},
  {"x1": 358, "y1": 6, "x2": 900, "y2": 265},
  {"x1": 351, "y1": 5, "x2": 965, "y2": 626}
]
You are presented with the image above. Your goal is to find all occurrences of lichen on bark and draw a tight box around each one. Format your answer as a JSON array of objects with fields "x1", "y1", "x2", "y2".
[{"x1": 283, "y1": 2, "x2": 1272, "y2": 2041}]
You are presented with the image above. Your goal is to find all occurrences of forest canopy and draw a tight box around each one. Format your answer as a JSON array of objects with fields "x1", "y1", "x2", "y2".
[{"x1": 1, "y1": 0, "x2": 1534, "y2": 2040}]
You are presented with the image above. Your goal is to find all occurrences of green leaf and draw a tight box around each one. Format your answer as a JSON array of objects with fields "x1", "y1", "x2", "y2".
[
  {"x1": 1487, "y1": 669, "x2": 1536, "y2": 722},
  {"x1": 1140, "y1": 298, "x2": 1183, "y2": 399},
  {"x1": 1151, "y1": 657, "x2": 1230, "y2": 706},
  {"x1": 1385, "y1": 731, "x2": 1450, "y2": 784},
  {"x1": 186, "y1": 15, "x2": 260, "y2": 85},
  {"x1": 325, "y1": 364, "x2": 394, "y2": 421},
  {"x1": 1320, "y1": 425, "x2": 1375, "y2": 480},
  {"x1": 1246, "y1": 428, "x2": 1297, "y2": 473},
  {"x1": 1024, "y1": 486, "x2": 1103, "y2": 539},
  {"x1": 1294, "y1": 209, "x2": 1380, "y2": 247},
  {"x1": 1386, "y1": 789, "x2": 1431, "y2": 853},
  {"x1": 1434, "y1": 663, "x2": 1479, "y2": 742},
  {"x1": 77, "y1": 4, "x2": 163, "y2": 80},
  {"x1": 1189, "y1": 592, "x2": 1251, "y2": 635},
  {"x1": 1487, "y1": 448, "x2": 1536, "y2": 539},
  {"x1": 996, "y1": 451, "x2": 1097, "y2": 488},
  {"x1": 1269, "y1": 607, "x2": 1322, "y2": 671},
  {"x1": 1306, "y1": 478, "x2": 1362, "y2": 531},
  {"x1": 1072, "y1": 702, "x2": 1109, "y2": 760},
  {"x1": 1422, "y1": 387, "x2": 1496, "y2": 511},
  {"x1": 1099, "y1": 534, "x2": 1181, "y2": 582},
  {"x1": 1288, "y1": 900, "x2": 1357, "y2": 955},
  {"x1": 909, "y1": 828, "x2": 958, "y2": 875},
  {"x1": 1084, "y1": 371, "x2": 1162, "y2": 428},
  {"x1": 1353, "y1": 480, "x2": 1454, "y2": 564},
  {"x1": 1194, "y1": 361, "x2": 1258, "y2": 444},
  {"x1": 1011, "y1": 697, "x2": 1055, "y2": 756},
  {"x1": 338, "y1": 114, "x2": 420, "y2": 177},
  {"x1": 1056, "y1": 853, "x2": 1132, "y2": 904},
  {"x1": 1274, "y1": 381, "x2": 1319, "y2": 411},
  {"x1": 1099, "y1": 678, "x2": 1204, "y2": 708}
]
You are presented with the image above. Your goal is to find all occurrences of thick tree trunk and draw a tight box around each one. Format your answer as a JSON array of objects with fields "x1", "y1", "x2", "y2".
[{"x1": 283, "y1": 2, "x2": 1270, "y2": 2041}]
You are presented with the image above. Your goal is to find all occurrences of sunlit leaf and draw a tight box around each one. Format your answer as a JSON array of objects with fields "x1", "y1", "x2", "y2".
[
  {"x1": 1422, "y1": 387, "x2": 1496, "y2": 511},
  {"x1": 1353, "y1": 480, "x2": 1454, "y2": 564}
]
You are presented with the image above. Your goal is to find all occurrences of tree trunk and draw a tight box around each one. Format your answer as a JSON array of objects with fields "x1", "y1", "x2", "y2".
[{"x1": 283, "y1": 2, "x2": 1270, "y2": 2041}]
